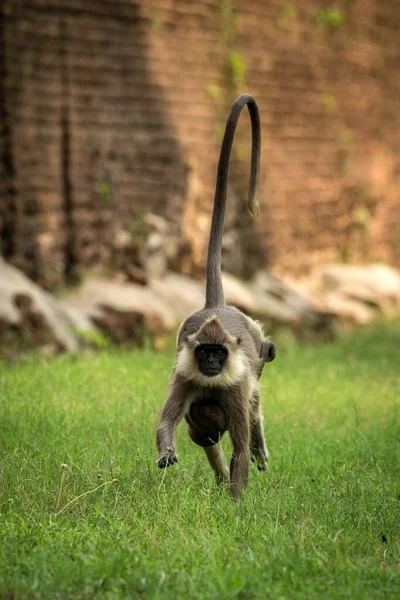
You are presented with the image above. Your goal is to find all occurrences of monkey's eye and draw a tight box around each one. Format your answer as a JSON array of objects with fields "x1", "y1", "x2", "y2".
[
  {"x1": 216, "y1": 350, "x2": 226, "y2": 358},
  {"x1": 197, "y1": 349, "x2": 206, "y2": 358}
]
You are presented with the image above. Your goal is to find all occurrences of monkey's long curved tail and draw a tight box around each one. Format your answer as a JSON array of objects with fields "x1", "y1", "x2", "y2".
[{"x1": 205, "y1": 94, "x2": 261, "y2": 309}]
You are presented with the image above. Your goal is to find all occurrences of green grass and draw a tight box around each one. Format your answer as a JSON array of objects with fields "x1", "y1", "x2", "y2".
[{"x1": 0, "y1": 322, "x2": 399, "y2": 599}]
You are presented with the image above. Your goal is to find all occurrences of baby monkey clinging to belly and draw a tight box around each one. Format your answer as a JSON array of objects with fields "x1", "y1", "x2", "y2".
[{"x1": 156, "y1": 94, "x2": 276, "y2": 498}]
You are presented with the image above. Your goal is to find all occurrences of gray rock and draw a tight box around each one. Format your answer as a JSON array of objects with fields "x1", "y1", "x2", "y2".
[
  {"x1": 0, "y1": 258, "x2": 80, "y2": 355},
  {"x1": 313, "y1": 263, "x2": 400, "y2": 318},
  {"x1": 250, "y1": 271, "x2": 332, "y2": 327},
  {"x1": 149, "y1": 273, "x2": 204, "y2": 322},
  {"x1": 150, "y1": 271, "x2": 333, "y2": 332},
  {"x1": 59, "y1": 278, "x2": 176, "y2": 347},
  {"x1": 60, "y1": 279, "x2": 175, "y2": 326}
]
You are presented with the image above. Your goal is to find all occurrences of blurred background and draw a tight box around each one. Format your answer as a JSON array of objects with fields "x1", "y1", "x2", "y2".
[{"x1": 1, "y1": 0, "x2": 399, "y2": 357}]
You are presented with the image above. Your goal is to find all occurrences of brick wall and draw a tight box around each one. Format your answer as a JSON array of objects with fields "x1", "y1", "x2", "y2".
[
  {"x1": 1, "y1": 0, "x2": 399, "y2": 287},
  {"x1": 0, "y1": 0, "x2": 187, "y2": 287}
]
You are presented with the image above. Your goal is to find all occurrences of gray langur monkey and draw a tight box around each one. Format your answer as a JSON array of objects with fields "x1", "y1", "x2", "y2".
[{"x1": 156, "y1": 94, "x2": 276, "y2": 498}]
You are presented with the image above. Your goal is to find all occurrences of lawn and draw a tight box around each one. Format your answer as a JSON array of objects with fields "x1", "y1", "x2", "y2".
[{"x1": 0, "y1": 322, "x2": 399, "y2": 599}]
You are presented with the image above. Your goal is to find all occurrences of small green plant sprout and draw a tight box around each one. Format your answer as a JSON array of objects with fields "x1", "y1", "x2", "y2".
[
  {"x1": 96, "y1": 180, "x2": 112, "y2": 205},
  {"x1": 277, "y1": 3, "x2": 297, "y2": 29},
  {"x1": 150, "y1": 11, "x2": 164, "y2": 30},
  {"x1": 205, "y1": 85, "x2": 223, "y2": 102},
  {"x1": 314, "y1": 6, "x2": 344, "y2": 29},
  {"x1": 213, "y1": 121, "x2": 226, "y2": 142},
  {"x1": 336, "y1": 126, "x2": 353, "y2": 146},
  {"x1": 335, "y1": 127, "x2": 354, "y2": 173},
  {"x1": 225, "y1": 51, "x2": 246, "y2": 90},
  {"x1": 73, "y1": 327, "x2": 111, "y2": 349},
  {"x1": 233, "y1": 143, "x2": 248, "y2": 160},
  {"x1": 321, "y1": 92, "x2": 336, "y2": 111},
  {"x1": 219, "y1": 0, "x2": 237, "y2": 44},
  {"x1": 351, "y1": 206, "x2": 371, "y2": 227}
]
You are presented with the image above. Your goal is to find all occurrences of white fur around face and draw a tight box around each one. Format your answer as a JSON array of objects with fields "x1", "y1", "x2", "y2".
[{"x1": 175, "y1": 343, "x2": 247, "y2": 388}]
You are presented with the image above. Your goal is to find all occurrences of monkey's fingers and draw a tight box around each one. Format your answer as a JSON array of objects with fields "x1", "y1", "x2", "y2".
[
  {"x1": 157, "y1": 456, "x2": 167, "y2": 469},
  {"x1": 157, "y1": 452, "x2": 178, "y2": 469}
]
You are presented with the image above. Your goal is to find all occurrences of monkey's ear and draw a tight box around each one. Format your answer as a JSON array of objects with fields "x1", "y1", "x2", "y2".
[
  {"x1": 236, "y1": 336, "x2": 242, "y2": 345},
  {"x1": 260, "y1": 339, "x2": 276, "y2": 363}
]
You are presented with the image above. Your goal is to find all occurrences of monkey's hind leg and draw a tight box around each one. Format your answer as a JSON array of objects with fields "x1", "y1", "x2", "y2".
[
  {"x1": 204, "y1": 444, "x2": 230, "y2": 485},
  {"x1": 229, "y1": 403, "x2": 251, "y2": 499},
  {"x1": 250, "y1": 390, "x2": 269, "y2": 471}
]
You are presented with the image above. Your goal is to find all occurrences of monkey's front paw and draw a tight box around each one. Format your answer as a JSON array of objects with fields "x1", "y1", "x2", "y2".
[{"x1": 157, "y1": 448, "x2": 178, "y2": 469}]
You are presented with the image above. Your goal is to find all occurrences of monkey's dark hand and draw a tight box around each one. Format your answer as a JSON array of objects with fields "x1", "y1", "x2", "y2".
[{"x1": 157, "y1": 446, "x2": 178, "y2": 469}]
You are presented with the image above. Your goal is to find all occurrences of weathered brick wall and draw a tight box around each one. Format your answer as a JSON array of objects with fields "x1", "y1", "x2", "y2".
[
  {"x1": 143, "y1": 0, "x2": 400, "y2": 275},
  {"x1": 1, "y1": 0, "x2": 399, "y2": 287},
  {"x1": 0, "y1": 0, "x2": 187, "y2": 287}
]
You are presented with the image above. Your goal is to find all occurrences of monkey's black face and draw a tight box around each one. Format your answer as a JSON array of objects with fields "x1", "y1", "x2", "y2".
[{"x1": 194, "y1": 344, "x2": 228, "y2": 377}]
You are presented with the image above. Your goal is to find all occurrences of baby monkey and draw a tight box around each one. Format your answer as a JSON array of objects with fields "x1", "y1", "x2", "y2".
[{"x1": 156, "y1": 94, "x2": 276, "y2": 498}]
